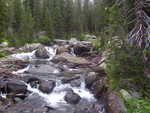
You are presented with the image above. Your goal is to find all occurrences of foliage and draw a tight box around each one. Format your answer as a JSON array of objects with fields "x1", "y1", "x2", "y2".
[
  {"x1": 0, "y1": 51, "x2": 8, "y2": 58},
  {"x1": 125, "y1": 98, "x2": 150, "y2": 113},
  {"x1": 34, "y1": 35, "x2": 53, "y2": 45},
  {"x1": 106, "y1": 44, "x2": 144, "y2": 89},
  {"x1": 78, "y1": 34, "x2": 88, "y2": 41}
]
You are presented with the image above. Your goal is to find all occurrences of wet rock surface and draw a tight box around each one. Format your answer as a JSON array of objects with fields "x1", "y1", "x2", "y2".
[
  {"x1": 39, "y1": 80, "x2": 56, "y2": 93},
  {"x1": 0, "y1": 40, "x2": 111, "y2": 113},
  {"x1": 64, "y1": 90, "x2": 81, "y2": 104},
  {"x1": 35, "y1": 45, "x2": 50, "y2": 59}
]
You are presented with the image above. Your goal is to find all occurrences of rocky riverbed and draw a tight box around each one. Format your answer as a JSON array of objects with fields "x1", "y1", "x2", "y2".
[{"x1": 0, "y1": 39, "x2": 125, "y2": 113}]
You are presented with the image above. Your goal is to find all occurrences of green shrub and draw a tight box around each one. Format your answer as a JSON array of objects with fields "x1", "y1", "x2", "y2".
[
  {"x1": 125, "y1": 98, "x2": 150, "y2": 113},
  {"x1": 91, "y1": 39, "x2": 102, "y2": 51},
  {"x1": 34, "y1": 35, "x2": 53, "y2": 45},
  {"x1": 78, "y1": 34, "x2": 87, "y2": 41},
  {"x1": 0, "y1": 51, "x2": 8, "y2": 58},
  {"x1": 106, "y1": 45, "x2": 144, "y2": 90}
]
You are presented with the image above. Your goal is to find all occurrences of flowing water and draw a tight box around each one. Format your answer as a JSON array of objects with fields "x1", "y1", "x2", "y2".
[{"x1": 3, "y1": 46, "x2": 106, "y2": 113}]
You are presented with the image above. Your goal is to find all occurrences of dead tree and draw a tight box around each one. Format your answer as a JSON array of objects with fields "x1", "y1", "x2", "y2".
[{"x1": 129, "y1": 0, "x2": 150, "y2": 49}]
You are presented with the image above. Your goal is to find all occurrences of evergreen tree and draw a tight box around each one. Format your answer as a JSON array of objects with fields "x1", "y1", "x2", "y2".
[
  {"x1": 18, "y1": 6, "x2": 34, "y2": 45},
  {"x1": 0, "y1": 0, "x2": 8, "y2": 39},
  {"x1": 63, "y1": 0, "x2": 74, "y2": 38},
  {"x1": 51, "y1": 0, "x2": 64, "y2": 39},
  {"x1": 12, "y1": 0, "x2": 23, "y2": 33},
  {"x1": 73, "y1": 0, "x2": 83, "y2": 34},
  {"x1": 42, "y1": 7, "x2": 54, "y2": 40}
]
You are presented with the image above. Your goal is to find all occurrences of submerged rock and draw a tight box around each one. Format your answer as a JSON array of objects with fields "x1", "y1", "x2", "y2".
[
  {"x1": 39, "y1": 80, "x2": 56, "y2": 94},
  {"x1": 64, "y1": 90, "x2": 81, "y2": 104},
  {"x1": 35, "y1": 45, "x2": 49, "y2": 59},
  {"x1": 70, "y1": 79, "x2": 81, "y2": 87}
]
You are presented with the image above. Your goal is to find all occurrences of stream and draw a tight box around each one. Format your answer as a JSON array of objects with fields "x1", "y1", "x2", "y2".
[{"x1": 0, "y1": 43, "x2": 106, "y2": 113}]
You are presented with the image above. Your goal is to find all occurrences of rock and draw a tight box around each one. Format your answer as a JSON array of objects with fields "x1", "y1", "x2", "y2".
[
  {"x1": 0, "y1": 47, "x2": 16, "y2": 55},
  {"x1": 6, "y1": 79, "x2": 27, "y2": 94},
  {"x1": 74, "y1": 102, "x2": 106, "y2": 113},
  {"x1": 22, "y1": 76, "x2": 40, "y2": 88},
  {"x1": 87, "y1": 35, "x2": 97, "y2": 41},
  {"x1": 120, "y1": 89, "x2": 132, "y2": 101},
  {"x1": 61, "y1": 76, "x2": 80, "y2": 84},
  {"x1": 69, "y1": 38, "x2": 79, "y2": 45},
  {"x1": 0, "y1": 59, "x2": 29, "y2": 72},
  {"x1": 107, "y1": 92, "x2": 127, "y2": 113},
  {"x1": 35, "y1": 45, "x2": 49, "y2": 59},
  {"x1": 85, "y1": 72, "x2": 98, "y2": 88},
  {"x1": 0, "y1": 78, "x2": 27, "y2": 101},
  {"x1": 33, "y1": 107, "x2": 48, "y2": 113},
  {"x1": 27, "y1": 64, "x2": 60, "y2": 75},
  {"x1": 129, "y1": 90, "x2": 141, "y2": 98},
  {"x1": 22, "y1": 76, "x2": 40, "y2": 83},
  {"x1": 56, "y1": 46, "x2": 69, "y2": 54},
  {"x1": 59, "y1": 52, "x2": 89, "y2": 64},
  {"x1": 39, "y1": 80, "x2": 56, "y2": 93},
  {"x1": 90, "y1": 79, "x2": 105, "y2": 97},
  {"x1": 70, "y1": 79, "x2": 81, "y2": 87},
  {"x1": 0, "y1": 42, "x2": 8, "y2": 48},
  {"x1": 0, "y1": 68, "x2": 17, "y2": 78},
  {"x1": 72, "y1": 44, "x2": 91, "y2": 56},
  {"x1": 51, "y1": 56, "x2": 68, "y2": 64},
  {"x1": 64, "y1": 90, "x2": 81, "y2": 104},
  {"x1": 20, "y1": 43, "x2": 42, "y2": 52}
]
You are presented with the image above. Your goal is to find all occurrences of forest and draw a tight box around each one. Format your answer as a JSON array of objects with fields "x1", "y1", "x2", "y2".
[{"x1": 0, "y1": 0, "x2": 150, "y2": 113}]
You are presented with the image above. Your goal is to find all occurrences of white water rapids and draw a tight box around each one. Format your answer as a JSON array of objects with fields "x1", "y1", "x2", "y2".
[
  {"x1": 10, "y1": 46, "x2": 96, "y2": 109},
  {"x1": 27, "y1": 80, "x2": 96, "y2": 108},
  {"x1": 11, "y1": 46, "x2": 57, "y2": 61}
]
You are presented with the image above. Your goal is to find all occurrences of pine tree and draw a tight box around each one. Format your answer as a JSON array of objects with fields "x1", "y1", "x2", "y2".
[
  {"x1": 73, "y1": 0, "x2": 83, "y2": 34},
  {"x1": 63, "y1": 0, "x2": 74, "y2": 39},
  {"x1": 51, "y1": 0, "x2": 64, "y2": 39},
  {"x1": 18, "y1": 6, "x2": 34, "y2": 45},
  {"x1": 0, "y1": 0, "x2": 8, "y2": 39},
  {"x1": 12, "y1": 0, "x2": 23, "y2": 33},
  {"x1": 42, "y1": 7, "x2": 54, "y2": 40}
]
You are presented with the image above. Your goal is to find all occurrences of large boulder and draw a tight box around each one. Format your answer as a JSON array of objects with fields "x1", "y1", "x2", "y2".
[
  {"x1": 51, "y1": 56, "x2": 68, "y2": 64},
  {"x1": 90, "y1": 79, "x2": 106, "y2": 98},
  {"x1": 72, "y1": 44, "x2": 91, "y2": 57},
  {"x1": 56, "y1": 45, "x2": 69, "y2": 55},
  {"x1": 106, "y1": 92, "x2": 127, "y2": 113},
  {"x1": 58, "y1": 52, "x2": 89, "y2": 64},
  {"x1": 39, "y1": 80, "x2": 56, "y2": 94},
  {"x1": 74, "y1": 102, "x2": 106, "y2": 113},
  {"x1": 6, "y1": 79, "x2": 27, "y2": 94},
  {"x1": 0, "y1": 78, "x2": 27, "y2": 97},
  {"x1": 35, "y1": 45, "x2": 49, "y2": 59},
  {"x1": 64, "y1": 90, "x2": 81, "y2": 104},
  {"x1": 85, "y1": 72, "x2": 98, "y2": 88}
]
